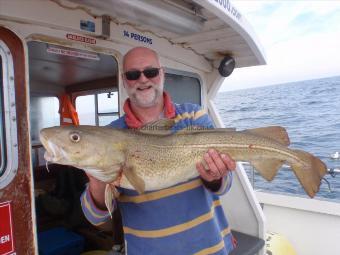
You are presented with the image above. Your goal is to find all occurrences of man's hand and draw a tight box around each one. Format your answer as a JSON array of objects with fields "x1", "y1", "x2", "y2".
[{"x1": 196, "y1": 149, "x2": 236, "y2": 182}]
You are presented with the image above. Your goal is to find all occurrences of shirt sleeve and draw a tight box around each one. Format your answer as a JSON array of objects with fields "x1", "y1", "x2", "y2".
[
  {"x1": 80, "y1": 184, "x2": 116, "y2": 226},
  {"x1": 214, "y1": 171, "x2": 233, "y2": 196}
]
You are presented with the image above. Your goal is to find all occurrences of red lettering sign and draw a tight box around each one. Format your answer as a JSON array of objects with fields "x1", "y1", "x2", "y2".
[
  {"x1": 0, "y1": 202, "x2": 14, "y2": 255},
  {"x1": 66, "y1": 33, "x2": 96, "y2": 44}
]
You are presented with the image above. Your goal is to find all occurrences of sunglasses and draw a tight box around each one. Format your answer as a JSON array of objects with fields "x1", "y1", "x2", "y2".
[{"x1": 124, "y1": 67, "x2": 161, "y2": 81}]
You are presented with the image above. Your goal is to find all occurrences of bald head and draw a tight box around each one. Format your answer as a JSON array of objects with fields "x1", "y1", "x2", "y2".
[{"x1": 123, "y1": 47, "x2": 161, "y2": 72}]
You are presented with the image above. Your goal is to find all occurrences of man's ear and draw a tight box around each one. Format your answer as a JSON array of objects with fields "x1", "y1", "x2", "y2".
[
  {"x1": 121, "y1": 73, "x2": 126, "y2": 88},
  {"x1": 160, "y1": 67, "x2": 165, "y2": 77}
]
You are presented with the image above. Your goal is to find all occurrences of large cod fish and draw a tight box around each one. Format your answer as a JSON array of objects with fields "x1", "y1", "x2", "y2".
[{"x1": 40, "y1": 122, "x2": 327, "y2": 212}]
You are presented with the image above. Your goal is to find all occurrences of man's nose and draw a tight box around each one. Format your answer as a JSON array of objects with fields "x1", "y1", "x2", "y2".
[{"x1": 138, "y1": 72, "x2": 149, "y2": 83}]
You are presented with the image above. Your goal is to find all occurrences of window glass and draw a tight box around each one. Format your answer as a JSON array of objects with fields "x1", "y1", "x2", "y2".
[
  {"x1": 30, "y1": 96, "x2": 60, "y2": 144},
  {"x1": 76, "y1": 92, "x2": 119, "y2": 126},
  {"x1": 164, "y1": 73, "x2": 201, "y2": 105},
  {"x1": 0, "y1": 56, "x2": 5, "y2": 176},
  {"x1": 98, "y1": 92, "x2": 118, "y2": 113},
  {"x1": 99, "y1": 115, "x2": 119, "y2": 126},
  {"x1": 76, "y1": 95, "x2": 96, "y2": 125}
]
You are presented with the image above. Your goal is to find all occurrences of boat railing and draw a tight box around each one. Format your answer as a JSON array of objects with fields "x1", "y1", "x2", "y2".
[{"x1": 240, "y1": 162, "x2": 340, "y2": 193}]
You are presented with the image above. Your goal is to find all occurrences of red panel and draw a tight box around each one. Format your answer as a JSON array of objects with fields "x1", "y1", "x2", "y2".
[{"x1": 0, "y1": 202, "x2": 15, "y2": 255}]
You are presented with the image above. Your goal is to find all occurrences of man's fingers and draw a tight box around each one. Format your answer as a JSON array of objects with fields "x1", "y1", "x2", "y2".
[
  {"x1": 203, "y1": 151, "x2": 221, "y2": 176},
  {"x1": 220, "y1": 153, "x2": 236, "y2": 171},
  {"x1": 207, "y1": 149, "x2": 229, "y2": 176},
  {"x1": 196, "y1": 162, "x2": 215, "y2": 182},
  {"x1": 198, "y1": 150, "x2": 236, "y2": 182}
]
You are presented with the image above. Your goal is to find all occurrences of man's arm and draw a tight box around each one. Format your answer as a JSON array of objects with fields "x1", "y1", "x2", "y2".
[{"x1": 80, "y1": 176, "x2": 115, "y2": 231}]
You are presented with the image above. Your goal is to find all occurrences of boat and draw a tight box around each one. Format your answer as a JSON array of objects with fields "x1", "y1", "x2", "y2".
[
  {"x1": 0, "y1": 0, "x2": 339, "y2": 254},
  {"x1": 331, "y1": 151, "x2": 339, "y2": 160}
]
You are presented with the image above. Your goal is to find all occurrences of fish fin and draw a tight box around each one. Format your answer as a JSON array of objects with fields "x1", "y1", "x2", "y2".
[
  {"x1": 147, "y1": 118, "x2": 176, "y2": 128},
  {"x1": 251, "y1": 159, "x2": 285, "y2": 181},
  {"x1": 138, "y1": 119, "x2": 175, "y2": 135},
  {"x1": 123, "y1": 165, "x2": 145, "y2": 194},
  {"x1": 244, "y1": 126, "x2": 290, "y2": 146},
  {"x1": 140, "y1": 119, "x2": 236, "y2": 135},
  {"x1": 105, "y1": 184, "x2": 115, "y2": 218},
  {"x1": 175, "y1": 126, "x2": 236, "y2": 135},
  {"x1": 290, "y1": 149, "x2": 327, "y2": 198}
]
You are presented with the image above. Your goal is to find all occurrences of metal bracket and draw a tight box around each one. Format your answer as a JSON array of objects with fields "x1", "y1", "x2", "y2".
[{"x1": 102, "y1": 15, "x2": 111, "y2": 39}]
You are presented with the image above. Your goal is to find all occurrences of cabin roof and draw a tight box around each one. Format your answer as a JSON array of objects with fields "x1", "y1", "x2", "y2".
[{"x1": 67, "y1": 0, "x2": 266, "y2": 69}]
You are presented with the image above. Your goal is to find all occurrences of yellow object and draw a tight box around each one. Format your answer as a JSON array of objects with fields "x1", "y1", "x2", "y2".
[
  {"x1": 81, "y1": 251, "x2": 108, "y2": 255},
  {"x1": 266, "y1": 232, "x2": 297, "y2": 255}
]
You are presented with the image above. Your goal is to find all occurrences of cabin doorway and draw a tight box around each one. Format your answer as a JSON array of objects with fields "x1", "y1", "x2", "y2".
[{"x1": 27, "y1": 41, "x2": 123, "y2": 254}]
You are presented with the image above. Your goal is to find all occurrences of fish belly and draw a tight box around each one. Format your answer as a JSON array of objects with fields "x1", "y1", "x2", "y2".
[{"x1": 120, "y1": 142, "x2": 205, "y2": 191}]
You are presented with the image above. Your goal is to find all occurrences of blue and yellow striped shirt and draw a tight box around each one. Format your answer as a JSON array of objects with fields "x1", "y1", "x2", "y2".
[{"x1": 81, "y1": 103, "x2": 234, "y2": 254}]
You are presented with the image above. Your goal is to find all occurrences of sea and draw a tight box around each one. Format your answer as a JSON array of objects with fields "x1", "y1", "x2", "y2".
[{"x1": 214, "y1": 75, "x2": 340, "y2": 202}]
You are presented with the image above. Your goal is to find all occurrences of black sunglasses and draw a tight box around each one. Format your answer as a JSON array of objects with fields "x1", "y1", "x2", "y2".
[{"x1": 124, "y1": 67, "x2": 161, "y2": 81}]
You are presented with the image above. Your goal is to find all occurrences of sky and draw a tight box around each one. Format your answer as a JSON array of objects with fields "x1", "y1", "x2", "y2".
[{"x1": 220, "y1": 0, "x2": 340, "y2": 91}]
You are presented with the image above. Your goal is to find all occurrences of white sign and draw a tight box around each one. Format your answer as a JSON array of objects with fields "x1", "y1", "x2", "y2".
[{"x1": 47, "y1": 47, "x2": 100, "y2": 61}]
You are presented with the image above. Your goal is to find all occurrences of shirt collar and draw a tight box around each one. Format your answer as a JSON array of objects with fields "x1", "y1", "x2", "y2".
[{"x1": 123, "y1": 91, "x2": 176, "y2": 128}]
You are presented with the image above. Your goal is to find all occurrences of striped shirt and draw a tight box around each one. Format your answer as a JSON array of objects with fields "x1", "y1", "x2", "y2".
[{"x1": 81, "y1": 102, "x2": 234, "y2": 254}]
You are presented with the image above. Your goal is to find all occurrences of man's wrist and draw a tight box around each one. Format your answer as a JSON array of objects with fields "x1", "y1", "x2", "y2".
[
  {"x1": 88, "y1": 184, "x2": 108, "y2": 211},
  {"x1": 201, "y1": 178, "x2": 222, "y2": 192}
]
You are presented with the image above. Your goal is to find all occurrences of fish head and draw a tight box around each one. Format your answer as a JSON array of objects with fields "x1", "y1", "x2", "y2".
[{"x1": 39, "y1": 125, "x2": 125, "y2": 170}]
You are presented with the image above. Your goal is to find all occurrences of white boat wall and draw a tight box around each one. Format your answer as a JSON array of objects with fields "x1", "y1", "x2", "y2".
[{"x1": 0, "y1": 0, "x2": 338, "y2": 254}]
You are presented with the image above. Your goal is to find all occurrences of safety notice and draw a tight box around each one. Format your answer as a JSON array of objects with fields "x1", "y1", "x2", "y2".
[{"x1": 0, "y1": 202, "x2": 14, "y2": 255}]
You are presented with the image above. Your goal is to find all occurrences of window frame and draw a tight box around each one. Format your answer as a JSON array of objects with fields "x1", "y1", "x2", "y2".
[
  {"x1": 96, "y1": 91, "x2": 120, "y2": 126},
  {"x1": 75, "y1": 90, "x2": 120, "y2": 126},
  {"x1": 0, "y1": 40, "x2": 18, "y2": 188},
  {"x1": 0, "y1": 55, "x2": 5, "y2": 173}
]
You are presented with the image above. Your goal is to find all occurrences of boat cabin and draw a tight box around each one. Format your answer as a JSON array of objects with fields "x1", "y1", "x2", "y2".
[{"x1": 0, "y1": 0, "x2": 269, "y2": 254}]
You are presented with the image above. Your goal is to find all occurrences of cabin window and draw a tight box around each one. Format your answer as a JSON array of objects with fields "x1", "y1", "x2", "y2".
[
  {"x1": 29, "y1": 95, "x2": 60, "y2": 167},
  {"x1": 0, "y1": 56, "x2": 5, "y2": 176},
  {"x1": 0, "y1": 41, "x2": 18, "y2": 187},
  {"x1": 164, "y1": 71, "x2": 202, "y2": 105},
  {"x1": 27, "y1": 41, "x2": 119, "y2": 127},
  {"x1": 76, "y1": 95, "x2": 95, "y2": 125},
  {"x1": 76, "y1": 91, "x2": 119, "y2": 126},
  {"x1": 30, "y1": 96, "x2": 60, "y2": 144}
]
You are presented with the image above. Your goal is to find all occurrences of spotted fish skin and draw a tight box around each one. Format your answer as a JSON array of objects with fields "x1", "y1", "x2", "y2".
[{"x1": 40, "y1": 125, "x2": 327, "y2": 198}]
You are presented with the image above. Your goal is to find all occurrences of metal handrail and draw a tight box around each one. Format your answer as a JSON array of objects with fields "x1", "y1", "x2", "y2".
[{"x1": 240, "y1": 161, "x2": 339, "y2": 192}]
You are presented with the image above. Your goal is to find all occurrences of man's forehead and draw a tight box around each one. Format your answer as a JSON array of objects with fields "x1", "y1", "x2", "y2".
[{"x1": 123, "y1": 48, "x2": 159, "y2": 69}]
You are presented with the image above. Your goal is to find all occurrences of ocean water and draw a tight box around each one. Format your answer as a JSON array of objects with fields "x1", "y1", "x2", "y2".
[{"x1": 214, "y1": 76, "x2": 340, "y2": 202}]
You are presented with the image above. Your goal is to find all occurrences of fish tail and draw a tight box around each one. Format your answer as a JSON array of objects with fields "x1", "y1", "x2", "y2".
[{"x1": 291, "y1": 149, "x2": 327, "y2": 198}]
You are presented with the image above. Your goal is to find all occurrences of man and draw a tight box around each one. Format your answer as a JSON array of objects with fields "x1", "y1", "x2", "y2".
[{"x1": 81, "y1": 47, "x2": 236, "y2": 254}]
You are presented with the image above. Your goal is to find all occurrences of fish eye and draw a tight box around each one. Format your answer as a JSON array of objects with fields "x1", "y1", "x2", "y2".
[{"x1": 69, "y1": 132, "x2": 81, "y2": 143}]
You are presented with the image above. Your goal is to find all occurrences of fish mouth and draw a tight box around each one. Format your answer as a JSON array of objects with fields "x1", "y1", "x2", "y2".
[
  {"x1": 44, "y1": 150, "x2": 54, "y2": 162},
  {"x1": 39, "y1": 132, "x2": 64, "y2": 163},
  {"x1": 43, "y1": 141, "x2": 64, "y2": 163}
]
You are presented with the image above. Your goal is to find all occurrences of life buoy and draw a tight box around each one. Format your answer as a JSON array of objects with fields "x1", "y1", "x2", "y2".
[
  {"x1": 266, "y1": 232, "x2": 297, "y2": 255},
  {"x1": 59, "y1": 94, "x2": 79, "y2": 126}
]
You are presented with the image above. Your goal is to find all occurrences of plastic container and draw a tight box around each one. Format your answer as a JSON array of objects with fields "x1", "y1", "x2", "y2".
[{"x1": 38, "y1": 227, "x2": 84, "y2": 255}]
